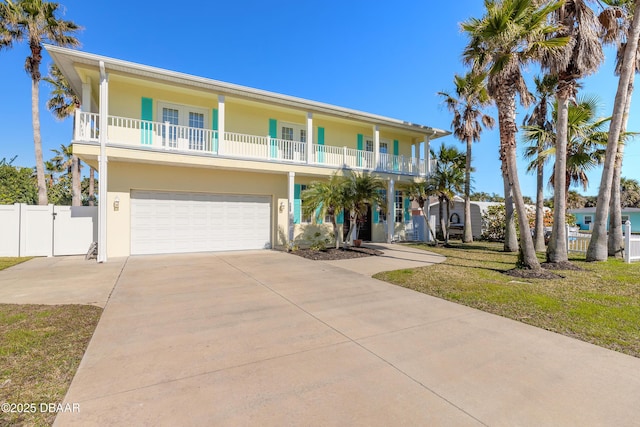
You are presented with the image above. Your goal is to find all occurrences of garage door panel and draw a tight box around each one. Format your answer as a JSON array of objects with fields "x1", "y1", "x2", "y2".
[{"x1": 131, "y1": 191, "x2": 271, "y2": 255}]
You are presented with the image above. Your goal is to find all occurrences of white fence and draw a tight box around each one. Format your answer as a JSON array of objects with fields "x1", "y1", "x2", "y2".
[
  {"x1": 566, "y1": 222, "x2": 640, "y2": 263},
  {"x1": 0, "y1": 204, "x2": 97, "y2": 257},
  {"x1": 624, "y1": 221, "x2": 640, "y2": 263}
]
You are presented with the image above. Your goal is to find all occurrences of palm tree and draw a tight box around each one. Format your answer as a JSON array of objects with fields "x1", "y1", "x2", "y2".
[
  {"x1": 438, "y1": 71, "x2": 495, "y2": 243},
  {"x1": 399, "y1": 180, "x2": 437, "y2": 243},
  {"x1": 462, "y1": 0, "x2": 566, "y2": 269},
  {"x1": 301, "y1": 174, "x2": 347, "y2": 249},
  {"x1": 0, "y1": 0, "x2": 80, "y2": 205},
  {"x1": 44, "y1": 63, "x2": 82, "y2": 206},
  {"x1": 535, "y1": 96, "x2": 608, "y2": 191},
  {"x1": 620, "y1": 177, "x2": 640, "y2": 208},
  {"x1": 342, "y1": 172, "x2": 386, "y2": 244},
  {"x1": 599, "y1": 0, "x2": 640, "y2": 257},
  {"x1": 430, "y1": 143, "x2": 466, "y2": 244},
  {"x1": 587, "y1": 2, "x2": 640, "y2": 262},
  {"x1": 522, "y1": 74, "x2": 557, "y2": 252},
  {"x1": 541, "y1": 0, "x2": 604, "y2": 264}
]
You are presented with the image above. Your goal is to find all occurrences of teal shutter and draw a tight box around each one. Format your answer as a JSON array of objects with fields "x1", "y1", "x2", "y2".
[
  {"x1": 141, "y1": 97, "x2": 153, "y2": 145},
  {"x1": 393, "y1": 139, "x2": 399, "y2": 171},
  {"x1": 269, "y1": 118, "x2": 278, "y2": 158},
  {"x1": 212, "y1": 109, "x2": 219, "y2": 152},
  {"x1": 294, "y1": 184, "x2": 301, "y2": 224},
  {"x1": 404, "y1": 195, "x2": 411, "y2": 222},
  {"x1": 357, "y1": 134, "x2": 363, "y2": 167},
  {"x1": 315, "y1": 203, "x2": 323, "y2": 224},
  {"x1": 317, "y1": 127, "x2": 325, "y2": 163},
  {"x1": 336, "y1": 209, "x2": 344, "y2": 224},
  {"x1": 373, "y1": 203, "x2": 379, "y2": 224}
]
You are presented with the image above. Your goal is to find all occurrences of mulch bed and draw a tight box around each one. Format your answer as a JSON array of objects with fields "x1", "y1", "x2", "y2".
[
  {"x1": 290, "y1": 246, "x2": 383, "y2": 261},
  {"x1": 541, "y1": 261, "x2": 584, "y2": 271},
  {"x1": 503, "y1": 268, "x2": 563, "y2": 280}
]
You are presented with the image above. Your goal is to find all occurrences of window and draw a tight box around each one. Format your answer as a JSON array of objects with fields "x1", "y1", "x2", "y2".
[
  {"x1": 395, "y1": 191, "x2": 403, "y2": 223},
  {"x1": 378, "y1": 190, "x2": 387, "y2": 223},
  {"x1": 162, "y1": 108, "x2": 179, "y2": 147},
  {"x1": 300, "y1": 184, "x2": 312, "y2": 223},
  {"x1": 365, "y1": 138, "x2": 374, "y2": 152},
  {"x1": 584, "y1": 215, "x2": 593, "y2": 224},
  {"x1": 158, "y1": 102, "x2": 209, "y2": 150},
  {"x1": 281, "y1": 126, "x2": 294, "y2": 141},
  {"x1": 188, "y1": 112, "x2": 205, "y2": 150},
  {"x1": 280, "y1": 122, "x2": 306, "y2": 161},
  {"x1": 364, "y1": 139, "x2": 389, "y2": 153}
]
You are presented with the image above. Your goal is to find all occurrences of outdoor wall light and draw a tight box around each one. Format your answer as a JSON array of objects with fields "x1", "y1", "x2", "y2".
[
  {"x1": 113, "y1": 196, "x2": 120, "y2": 211},
  {"x1": 279, "y1": 201, "x2": 285, "y2": 213}
]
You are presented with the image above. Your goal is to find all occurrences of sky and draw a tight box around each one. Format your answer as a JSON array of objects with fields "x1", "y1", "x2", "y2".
[{"x1": 0, "y1": 0, "x2": 638, "y2": 199}]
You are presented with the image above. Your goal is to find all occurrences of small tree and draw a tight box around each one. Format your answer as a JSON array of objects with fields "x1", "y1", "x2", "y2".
[
  {"x1": 301, "y1": 174, "x2": 347, "y2": 249},
  {"x1": 342, "y1": 172, "x2": 385, "y2": 243}
]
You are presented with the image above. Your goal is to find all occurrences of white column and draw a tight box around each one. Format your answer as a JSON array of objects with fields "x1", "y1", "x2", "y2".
[
  {"x1": 288, "y1": 172, "x2": 295, "y2": 244},
  {"x1": 387, "y1": 179, "x2": 395, "y2": 243},
  {"x1": 425, "y1": 135, "x2": 432, "y2": 176},
  {"x1": 97, "y1": 62, "x2": 109, "y2": 263},
  {"x1": 217, "y1": 95, "x2": 225, "y2": 155},
  {"x1": 374, "y1": 125, "x2": 380, "y2": 169},
  {"x1": 306, "y1": 112, "x2": 313, "y2": 164}
]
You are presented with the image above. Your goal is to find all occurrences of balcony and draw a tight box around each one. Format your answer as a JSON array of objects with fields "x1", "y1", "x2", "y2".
[{"x1": 75, "y1": 112, "x2": 434, "y2": 176}]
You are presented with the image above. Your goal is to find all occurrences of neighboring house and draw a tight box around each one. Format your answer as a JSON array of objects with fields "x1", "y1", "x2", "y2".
[
  {"x1": 47, "y1": 46, "x2": 448, "y2": 260},
  {"x1": 569, "y1": 207, "x2": 640, "y2": 233},
  {"x1": 428, "y1": 200, "x2": 501, "y2": 238}
]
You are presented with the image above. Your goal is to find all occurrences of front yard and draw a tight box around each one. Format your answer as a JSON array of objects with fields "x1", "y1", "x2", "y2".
[
  {"x1": 375, "y1": 242, "x2": 640, "y2": 358},
  {"x1": 0, "y1": 259, "x2": 102, "y2": 426}
]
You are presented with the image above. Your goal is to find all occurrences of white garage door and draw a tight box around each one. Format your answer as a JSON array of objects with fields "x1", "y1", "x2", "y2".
[{"x1": 131, "y1": 191, "x2": 271, "y2": 255}]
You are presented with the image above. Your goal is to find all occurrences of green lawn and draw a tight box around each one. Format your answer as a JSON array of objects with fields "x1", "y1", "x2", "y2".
[
  {"x1": 0, "y1": 258, "x2": 102, "y2": 426},
  {"x1": 375, "y1": 242, "x2": 640, "y2": 358},
  {"x1": 0, "y1": 257, "x2": 33, "y2": 271}
]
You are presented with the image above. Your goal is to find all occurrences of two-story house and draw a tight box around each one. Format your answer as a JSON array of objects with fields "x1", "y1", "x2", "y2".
[{"x1": 46, "y1": 45, "x2": 448, "y2": 261}]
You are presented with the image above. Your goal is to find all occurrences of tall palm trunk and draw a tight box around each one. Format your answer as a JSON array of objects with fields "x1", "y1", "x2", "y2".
[
  {"x1": 71, "y1": 155, "x2": 81, "y2": 206},
  {"x1": 32, "y1": 78, "x2": 47, "y2": 205},
  {"x1": 547, "y1": 86, "x2": 571, "y2": 263},
  {"x1": 533, "y1": 154, "x2": 546, "y2": 252},
  {"x1": 445, "y1": 199, "x2": 451, "y2": 244},
  {"x1": 463, "y1": 136, "x2": 473, "y2": 242},
  {"x1": 608, "y1": 71, "x2": 635, "y2": 257},
  {"x1": 88, "y1": 167, "x2": 95, "y2": 206},
  {"x1": 587, "y1": 6, "x2": 640, "y2": 262},
  {"x1": 502, "y1": 165, "x2": 518, "y2": 252},
  {"x1": 497, "y1": 86, "x2": 540, "y2": 269},
  {"x1": 331, "y1": 215, "x2": 340, "y2": 249},
  {"x1": 438, "y1": 197, "x2": 446, "y2": 241},
  {"x1": 418, "y1": 200, "x2": 437, "y2": 242}
]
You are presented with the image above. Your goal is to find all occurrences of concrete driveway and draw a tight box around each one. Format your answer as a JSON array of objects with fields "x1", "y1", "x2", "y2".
[{"x1": 6, "y1": 245, "x2": 637, "y2": 426}]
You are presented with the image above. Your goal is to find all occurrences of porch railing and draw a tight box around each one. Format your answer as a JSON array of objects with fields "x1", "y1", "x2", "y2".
[{"x1": 74, "y1": 111, "x2": 431, "y2": 176}]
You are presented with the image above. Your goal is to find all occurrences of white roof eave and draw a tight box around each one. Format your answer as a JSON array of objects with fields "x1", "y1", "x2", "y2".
[{"x1": 44, "y1": 45, "x2": 450, "y2": 138}]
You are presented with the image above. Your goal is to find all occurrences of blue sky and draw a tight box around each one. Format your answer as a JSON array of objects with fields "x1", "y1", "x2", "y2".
[{"x1": 0, "y1": 0, "x2": 638, "y2": 198}]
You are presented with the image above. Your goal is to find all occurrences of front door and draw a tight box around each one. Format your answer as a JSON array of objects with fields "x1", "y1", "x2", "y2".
[{"x1": 343, "y1": 205, "x2": 372, "y2": 241}]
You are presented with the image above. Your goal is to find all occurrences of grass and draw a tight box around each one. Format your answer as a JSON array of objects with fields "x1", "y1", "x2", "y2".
[
  {"x1": 0, "y1": 258, "x2": 102, "y2": 426},
  {"x1": 0, "y1": 304, "x2": 102, "y2": 426},
  {"x1": 375, "y1": 241, "x2": 640, "y2": 358},
  {"x1": 0, "y1": 257, "x2": 33, "y2": 271}
]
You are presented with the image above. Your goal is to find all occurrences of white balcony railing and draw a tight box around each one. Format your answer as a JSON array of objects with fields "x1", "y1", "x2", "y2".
[{"x1": 74, "y1": 111, "x2": 431, "y2": 176}]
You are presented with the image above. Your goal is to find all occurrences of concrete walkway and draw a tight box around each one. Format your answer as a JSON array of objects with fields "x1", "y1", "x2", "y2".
[
  {"x1": 3, "y1": 245, "x2": 639, "y2": 425},
  {"x1": 0, "y1": 255, "x2": 126, "y2": 307}
]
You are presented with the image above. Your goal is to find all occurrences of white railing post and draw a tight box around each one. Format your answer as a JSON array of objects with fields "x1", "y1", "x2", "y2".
[
  {"x1": 343, "y1": 146, "x2": 347, "y2": 167},
  {"x1": 625, "y1": 221, "x2": 631, "y2": 263},
  {"x1": 164, "y1": 121, "x2": 170, "y2": 148},
  {"x1": 74, "y1": 109, "x2": 81, "y2": 140}
]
